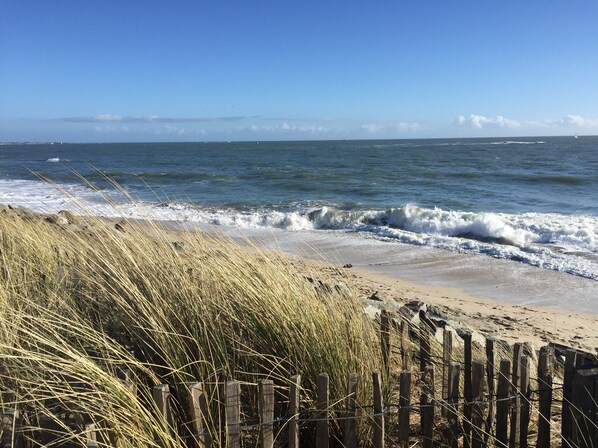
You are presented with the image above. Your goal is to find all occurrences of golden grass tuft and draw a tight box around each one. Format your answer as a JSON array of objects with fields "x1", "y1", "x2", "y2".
[{"x1": 0, "y1": 209, "x2": 380, "y2": 446}]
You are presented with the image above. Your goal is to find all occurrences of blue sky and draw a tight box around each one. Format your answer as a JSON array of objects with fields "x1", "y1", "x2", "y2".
[{"x1": 1, "y1": 1, "x2": 597, "y2": 142}]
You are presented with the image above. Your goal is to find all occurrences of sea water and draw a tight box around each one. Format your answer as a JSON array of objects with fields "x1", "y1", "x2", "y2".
[{"x1": 1, "y1": 137, "x2": 597, "y2": 285}]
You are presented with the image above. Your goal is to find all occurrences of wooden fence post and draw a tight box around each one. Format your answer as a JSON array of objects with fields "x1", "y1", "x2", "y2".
[
  {"x1": 0, "y1": 409, "x2": 24, "y2": 448},
  {"x1": 344, "y1": 373, "x2": 358, "y2": 448},
  {"x1": 381, "y1": 310, "x2": 391, "y2": 371},
  {"x1": 485, "y1": 337, "x2": 496, "y2": 443},
  {"x1": 445, "y1": 361, "x2": 461, "y2": 448},
  {"x1": 401, "y1": 320, "x2": 410, "y2": 370},
  {"x1": 442, "y1": 329, "x2": 453, "y2": 417},
  {"x1": 259, "y1": 380, "x2": 275, "y2": 448},
  {"x1": 316, "y1": 373, "x2": 329, "y2": 448},
  {"x1": 562, "y1": 349, "x2": 582, "y2": 448},
  {"x1": 153, "y1": 384, "x2": 174, "y2": 445},
  {"x1": 571, "y1": 365, "x2": 598, "y2": 448},
  {"x1": 84, "y1": 423, "x2": 99, "y2": 448},
  {"x1": 419, "y1": 311, "x2": 431, "y2": 374},
  {"x1": 398, "y1": 370, "x2": 412, "y2": 448},
  {"x1": 463, "y1": 332, "x2": 473, "y2": 448},
  {"x1": 536, "y1": 346, "x2": 553, "y2": 448},
  {"x1": 509, "y1": 343, "x2": 523, "y2": 448},
  {"x1": 496, "y1": 359, "x2": 511, "y2": 448},
  {"x1": 187, "y1": 382, "x2": 211, "y2": 448},
  {"x1": 519, "y1": 356, "x2": 531, "y2": 448},
  {"x1": 422, "y1": 364, "x2": 435, "y2": 448},
  {"x1": 471, "y1": 360, "x2": 486, "y2": 448},
  {"x1": 289, "y1": 375, "x2": 301, "y2": 448},
  {"x1": 225, "y1": 381, "x2": 241, "y2": 448},
  {"x1": 373, "y1": 370, "x2": 384, "y2": 448}
]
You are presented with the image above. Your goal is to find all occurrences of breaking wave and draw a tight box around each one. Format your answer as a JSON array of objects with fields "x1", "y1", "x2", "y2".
[{"x1": 1, "y1": 179, "x2": 597, "y2": 280}]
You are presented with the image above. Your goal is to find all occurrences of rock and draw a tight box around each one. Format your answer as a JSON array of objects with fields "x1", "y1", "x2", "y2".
[
  {"x1": 46, "y1": 214, "x2": 68, "y2": 225},
  {"x1": 316, "y1": 280, "x2": 333, "y2": 295},
  {"x1": 58, "y1": 210, "x2": 79, "y2": 224},
  {"x1": 427, "y1": 305, "x2": 449, "y2": 322},
  {"x1": 115, "y1": 220, "x2": 127, "y2": 232},
  {"x1": 520, "y1": 341, "x2": 538, "y2": 363},
  {"x1": 334, "y1": 282, "x2": 352, "y2": 299},
  {"x1": 343, "y1": 263, "x2": 353, "y2": 268},
  {"x1": 398, "y1": 300, "x2": 426, "y2": 326},
  {"x1": 364, "y1": 304, "x2": 381, "y2": 319},
  {"x1": 368, "y1": 291, "x2": 384, "y2": 302},
  {"x1": 172, "y1": 241, "x2": 188, "y2": 251},
  {"x1": 434, "y1": 324, "x2": 459, "y2": 344}
]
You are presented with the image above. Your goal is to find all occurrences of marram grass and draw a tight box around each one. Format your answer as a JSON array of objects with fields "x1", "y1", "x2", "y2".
[{"x1": 0, "y1": 209, "x2": 380, "y2": 446}]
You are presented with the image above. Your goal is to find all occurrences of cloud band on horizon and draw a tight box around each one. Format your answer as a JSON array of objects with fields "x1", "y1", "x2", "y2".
[{"x1": 60, "y1": 114, "x2": 256, "y2": 123}]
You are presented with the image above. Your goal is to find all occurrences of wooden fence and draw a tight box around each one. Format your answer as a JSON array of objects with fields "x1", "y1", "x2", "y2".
[{"x1": 1, "y1": 309, "x2": 597, "y2": 447}]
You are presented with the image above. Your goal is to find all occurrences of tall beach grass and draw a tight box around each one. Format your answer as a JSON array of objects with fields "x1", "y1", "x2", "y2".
[{"x1": 0, "y1": 208, "x2": 380, "y2": 446}]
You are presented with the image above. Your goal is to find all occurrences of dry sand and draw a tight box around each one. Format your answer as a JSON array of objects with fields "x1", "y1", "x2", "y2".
[
  {"x1": 291, "y1": 255, "x2": 598, "y2": 354},
  {"x1": 233, "y1": 227, "x2": 598, "y2": 355}
]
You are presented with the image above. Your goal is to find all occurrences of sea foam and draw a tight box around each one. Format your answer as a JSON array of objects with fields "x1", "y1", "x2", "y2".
[{"x1": 1, "y1": 179, "x2": 597, "y2": 280}]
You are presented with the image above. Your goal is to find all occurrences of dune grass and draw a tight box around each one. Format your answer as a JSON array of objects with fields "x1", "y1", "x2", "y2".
[{"x1": 0, "y1": 209, "x2": 380, "y2": 446}]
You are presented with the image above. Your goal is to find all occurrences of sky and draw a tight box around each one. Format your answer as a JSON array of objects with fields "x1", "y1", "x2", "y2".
[{"x1": 1, "y1": 1, "x2": 598, "y2": 142}]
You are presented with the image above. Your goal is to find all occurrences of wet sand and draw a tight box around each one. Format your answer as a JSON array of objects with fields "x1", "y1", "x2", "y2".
[{"x1": 224, "y1": 226, "x2": 598, "y2": 353}]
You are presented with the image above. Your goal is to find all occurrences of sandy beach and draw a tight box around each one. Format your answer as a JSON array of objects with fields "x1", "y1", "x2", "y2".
[
  {"x1": 4, "y1": 205, "x2": 598, "y2": 356},
  {"x1": 215, "y1": 224, "x2": 598, "y2": 354},
  {"x1": 292, "y1": 256, "x2": 598, "y2": 354}
]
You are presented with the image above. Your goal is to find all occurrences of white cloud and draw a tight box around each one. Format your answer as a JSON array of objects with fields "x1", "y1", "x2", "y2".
[
  {"x1": 361, "y1": 121, "x2": 420, "y2": 133},
  {"x1": 557, "y1": 114, "x2": 598, "y2": 128},
  {"x1": 456, "y1": 114, "x2": 521, "y2": 129},
  {"x1": 525, "y1": 114, "x2": 598, "y2": 129},
  {"x1": 63, "y1": 115, "x2": 250, "y2": 123},
  {"x1": 248, "y1": 122, "x2": 329, "y2": 134},
  {"x1": 92, "y1": 125, "x2": 130, "y2": 133},
  {"x1": 93, "y1": 114, "x2": 123, "y2": 122},
  {"x1": 397, "y1": 122, "x2": 420, "y2": 132}
]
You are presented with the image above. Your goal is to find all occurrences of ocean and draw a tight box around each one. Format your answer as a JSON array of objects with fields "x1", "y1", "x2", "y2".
[{"x1": 1, "y1": 137, "x2": 598, "y2": 284}]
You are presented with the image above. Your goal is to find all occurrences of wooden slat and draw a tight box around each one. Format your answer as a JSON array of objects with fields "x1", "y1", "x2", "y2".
[
  {"x1": 380, "y1": 310, "x2": 391, "y2": 371},
  {"x1": 289, "y1": 374, "x2": 301, "y2": 448},
  {"x1": 119, "y1": 368, "x2": 137, "y2": 397},
  {"x1": 186, "y1": 382, "x2": 211, "y2": 448},
  {"x1": 400, "y1": 320, "x2": 410, "y2": 370},
  {"x1": 421, "y1": 364, "x2": 435, "y2": 448},
  {"x1": 496, "y1": 359, "x2": 511, "y2": 448},
  {"x1": 571, "y1": 365, "x2": 598, "y2": 448},
  {"x1": 463, "y1": 332, "x2": 473, "y2": 448},
  {"x1": 225, "y1": 381, "x2": 241, "y2": 448},
  {"x1": 344, "y1": 373, "x2": 358, "y2": 448},
  {"x1": 442, "y1": 329, "x2": 453, "y2": 417},
  {"x1": 509, "y1": 343, "x2": 523, "y2": 448},
  {"x1": 398, "y1": 370, "x2": 412, "y2": 448},
  {"x1": 561, "y1": 349, "x2": 582, "y2": 447},
  {"x1": 446, "y1": 361, "x2": 461, "y2": 448},
  {"x1": 471, "y1": 361, "x2": 486, "y2": 448},
  {"x1": 153, "y1": 384, "x2": 174, "y2": 445},
  {"x1": 373, "y1": 370, "x2": 384, "y2": 448},
  {"x1": 84, "y1": 423, "x2": 99, "y2": 448},
  {"x1": 419, "y1": 312, "x2": 431, "y2": 374},
  {"x1": 0, "y1": 409, "x2": 24, "y2": 448},
  {"x1": 485, "y1": 337, "x2": 496, "y2": 444},
  {"x1": 536, "y1": 346, "x2": 553, "y2": 448},
  {"x1": 316, "y1": 373, "x2": 329, "y2": 448},
  {"x1": 519, "y1": 356, "x2": 531, "y2": 448},
  {"x1": 259, "y1": 380, "x2": 275, "y2": 448}
]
